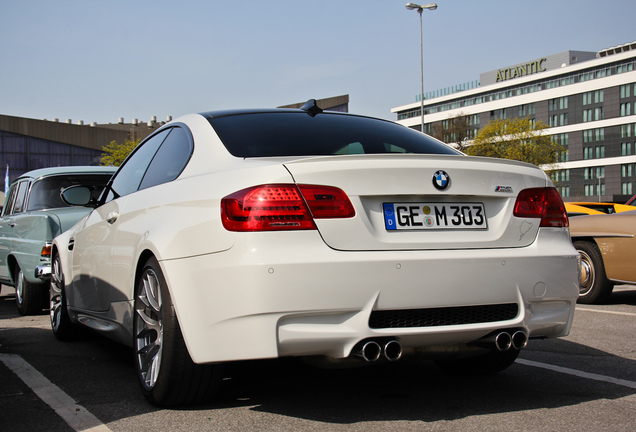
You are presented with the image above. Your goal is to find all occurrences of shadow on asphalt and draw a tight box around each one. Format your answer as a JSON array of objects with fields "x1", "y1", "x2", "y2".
[{"x1": 1, "y1": 289, "x2": 635, "y2": 426}]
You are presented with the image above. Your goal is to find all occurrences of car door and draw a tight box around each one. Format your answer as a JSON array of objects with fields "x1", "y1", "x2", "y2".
[
  {"x1": 0, "y1": 180, "x2": 30, "y2": 283},
  {"x1": 69, "y1": 129, "x2": 170, "y2": 311}
]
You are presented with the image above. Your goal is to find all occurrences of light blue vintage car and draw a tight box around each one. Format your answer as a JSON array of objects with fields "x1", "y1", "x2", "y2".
[{"x1": 0, "y1": 166, "x2": 116, "y2": 314}]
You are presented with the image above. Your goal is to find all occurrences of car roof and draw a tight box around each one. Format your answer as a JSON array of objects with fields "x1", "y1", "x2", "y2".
[{"x1": 14, "y1": 166, "x2": 117, "y2": 183}]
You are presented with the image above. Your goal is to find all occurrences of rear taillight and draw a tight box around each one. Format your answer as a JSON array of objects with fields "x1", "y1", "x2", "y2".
[
  {"x1": 41, "y1": 243, "x2": 52, "y2": 257},
  {"x1": 221, "y1": 184, "x2": 355, "y2": 232},
  {"x1": 513, "y1": 187, "x2": 569, "y2": 228}
]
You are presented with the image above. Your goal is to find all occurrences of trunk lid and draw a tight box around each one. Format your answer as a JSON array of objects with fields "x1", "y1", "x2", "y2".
[{"x1": 283, "y1": 154, "x2": 549, "y2": 251}]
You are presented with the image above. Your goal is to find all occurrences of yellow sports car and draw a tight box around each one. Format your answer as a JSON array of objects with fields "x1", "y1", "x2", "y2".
[{"x1": 565, "y1": 202, "x2": 636, "y2": 217}]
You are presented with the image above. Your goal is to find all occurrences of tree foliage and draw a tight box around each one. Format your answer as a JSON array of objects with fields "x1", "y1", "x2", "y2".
[
  {"x1": 464, "y1": 117, "x2": 561, "y2": 170},
  {"x1": 431, "y1": 113, "x2": 472, "y2": 152},
  {"x1": 100, "y1": 139, "x2": 139, "y2": 167}
]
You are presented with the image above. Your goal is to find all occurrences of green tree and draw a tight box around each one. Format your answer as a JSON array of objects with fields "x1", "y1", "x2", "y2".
[
  {"x1": 465, "y1": 117, "x2": 561, "y2": 171},
  {"x1": 100, "y1": 138, "x2": 139, "y2": 167},
  {"x1": 431, "y1": 112, "x2": 472, "y2": 152}
]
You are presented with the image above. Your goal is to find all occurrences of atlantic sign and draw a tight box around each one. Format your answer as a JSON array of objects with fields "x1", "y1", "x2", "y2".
[{"x1": 496, "y1": 58, "x2": 547, "y2": 82}]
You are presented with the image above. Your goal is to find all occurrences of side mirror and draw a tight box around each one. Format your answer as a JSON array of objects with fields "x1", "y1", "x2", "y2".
[{"x1": 61, "y1": 185, "x2": 94, "y2": 207}]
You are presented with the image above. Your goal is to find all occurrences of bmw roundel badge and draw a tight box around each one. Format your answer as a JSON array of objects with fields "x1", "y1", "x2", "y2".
[{"x1": 432, "y1": 170, "x2": 450, "y2": 190}]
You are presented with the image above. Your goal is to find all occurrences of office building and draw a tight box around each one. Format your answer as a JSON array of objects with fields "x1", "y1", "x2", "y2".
[{"x1": 392, "y1": 41, "x2": 636, "y2": 203}]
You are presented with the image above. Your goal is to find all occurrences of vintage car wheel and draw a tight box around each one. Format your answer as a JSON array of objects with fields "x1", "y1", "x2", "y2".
[
  {"x1": 134, "y1": 256, "x2": 221, "y2": 407},
  {"x1": 15, "y1": 265, "x2": 45, "y2": 315},
  {"x1": 573, "y1": 240, "x2": 614, "y2": 304},
  {"x1": 50, "y1": 254, "x2": 80, "y2": 340},
  {"x1": 434, "y1": 348, "x2": 520, "y2": 376}
]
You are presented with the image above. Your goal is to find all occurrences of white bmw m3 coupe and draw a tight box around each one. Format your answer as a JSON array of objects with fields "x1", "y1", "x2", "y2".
[{"x1": 50, "y1": 100, "x2": 579, "y2": 406}]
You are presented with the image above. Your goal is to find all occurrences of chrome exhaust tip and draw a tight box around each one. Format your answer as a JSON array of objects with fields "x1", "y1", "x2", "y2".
[
  {"x1": 511, "y1": 331, "x2": 528, "y2": 350},
  {"x1": 494, "y1": 332, "x2": 512, "y2": 352},
  {"x1": 383, "y1": 340, "x2": 402, "y2": 362},
  {"x1": 360, "y1": 341, "x2": 382, "y2": 362}
]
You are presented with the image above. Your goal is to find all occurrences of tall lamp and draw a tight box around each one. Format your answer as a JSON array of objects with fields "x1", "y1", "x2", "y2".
[{"x1": 405, "y1": 3, "x2": 437, "y2": 133}]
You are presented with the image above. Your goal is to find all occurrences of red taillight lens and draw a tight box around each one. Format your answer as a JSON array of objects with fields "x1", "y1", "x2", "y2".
[
  {"x1": 221, "y1": 184, "x2": 355, "y2": 232},
  {"x1": 513, "y1": 187, "x2": 569, "y2": 228},
  {"x1": 298, "y1": 185, "x2": 355, "y2": 219}
]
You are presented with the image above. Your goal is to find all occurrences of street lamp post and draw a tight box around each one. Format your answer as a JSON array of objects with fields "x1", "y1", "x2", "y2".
[{"x1": 405, "y1": 3, "x2": 437, "y2": 133}]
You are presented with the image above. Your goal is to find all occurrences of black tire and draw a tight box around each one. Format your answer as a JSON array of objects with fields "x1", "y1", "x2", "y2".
[
  {"x1": 574, "y1": 240, "x2": 614, "y2": 304},
  {"x1": 50, "y1": 254, "x2": 81, "y2": 340},
  {"x1": 434, "y1": 348, "x2": 520, "y2": 376},
  {"x1": 15, "y1": 265, "x2": 46, "y2": 315},
  {"x1": 134, "y1": 256, "x2": 221, "y2": 407}
]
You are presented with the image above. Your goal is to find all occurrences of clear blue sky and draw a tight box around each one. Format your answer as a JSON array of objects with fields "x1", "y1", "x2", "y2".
[{"x1": 2, "y1": 0, "x2": 635, "y2": 124}]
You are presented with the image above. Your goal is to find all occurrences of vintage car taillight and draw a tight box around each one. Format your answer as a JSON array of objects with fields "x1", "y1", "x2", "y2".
[
  {"x1": 221, "y1": 184, "x2": 355, "y2": 232},
  {"x1": 514, "y1": 187, "x2": 569, "y2": 228}
]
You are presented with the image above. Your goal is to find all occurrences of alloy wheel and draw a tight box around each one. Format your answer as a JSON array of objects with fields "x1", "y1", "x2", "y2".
[
  {"x1": 50, "y1": 256, "x2": 63, "y2": 331},
  {"x1": 135, "y1": 268, "x2": 164, "y2": 390},
  {"x1": 578, "y1": 250, "x2": 595, "y2": 296}
]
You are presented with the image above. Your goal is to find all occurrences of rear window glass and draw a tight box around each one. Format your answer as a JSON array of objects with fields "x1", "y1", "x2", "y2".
[
  {"x1": 207, "y1": 112, "x2": 460, "y2": 157},
  {"x1": 28, "y1": 174, "x2": 113, "y2": 211}
]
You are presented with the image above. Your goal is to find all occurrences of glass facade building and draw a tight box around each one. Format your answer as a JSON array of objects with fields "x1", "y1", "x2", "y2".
[{"x1": 392, "y1": 41, "x2": 636, "y2": 203}]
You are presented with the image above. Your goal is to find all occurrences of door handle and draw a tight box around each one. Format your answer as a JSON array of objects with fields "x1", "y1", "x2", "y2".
[
  {"x1": 106, "y1": 211, "x2": 119, "y2": 224},
  {"x1": 9, "y1": 223, "x2": 16, "y2": 228}
]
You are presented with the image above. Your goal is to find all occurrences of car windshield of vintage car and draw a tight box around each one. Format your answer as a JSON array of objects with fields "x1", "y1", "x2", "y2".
[
  {"x1": 27, "y1": 174, "x2": 112, "y2": 211},
  {"x1": 208, "y1": 112, "x2": 461, "y2": 158}
]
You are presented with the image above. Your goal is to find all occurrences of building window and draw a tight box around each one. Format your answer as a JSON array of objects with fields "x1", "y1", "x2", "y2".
[
  {"x1": 549, "y1": 97, "x2": 568, "y2": 111},
  {"x1": 583, "y1": 92, "x2": 592, "y2": 105},
  {"x1": 620, "y1": 84, "x2": 632, "y2": 98},
  {"x1": 622, "y1": 142, "x2": 633, "y2": 155},
  {"x1": 595, "y1": 146, "x2": 605, "y2": 158},
  {"x1": 595, "y1": 107, "x2": 604, "y2": 121},
  {"x1": 518, "y1": 103, "x2": 535, "y2": 117},
  {"x1": 560, "y1": 186, "x2": 570, "y2": 197},
  {"x1": 622, "y1": 164, "x2": 633, "y2": 177},
  {"x1": 595, "y1": 128, "x2": 604, "y2": 141},
  {"x1": 583, "y1": 109, "x2": 593, "y2": 122},
  {"x1": 621, "y1": 103, "x2": 632, "y2": 116},
  {"x1": 622, "y1": 182, "x2": 633, "y2": 195},
  {"x1": 595, "y1": 90, "x2": 604, "y2": 103},
  {"x1": 621, "y1": 124, "x2": 632, "y2": 138}
]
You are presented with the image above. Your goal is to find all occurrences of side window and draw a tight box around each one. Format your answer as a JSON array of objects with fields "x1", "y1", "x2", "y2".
[
  {"x1": 10, "y1": 181, "x2": 30, "y2": 215},
  {"x1": 105, "y1": 129, "x2": 170, "y2": 202},
  {"x1": 2, "y1": 184, "x2": 18, "y2": 216},
  {"x1": 139, "y1": 127, "x2": 193, "y2": 190}
]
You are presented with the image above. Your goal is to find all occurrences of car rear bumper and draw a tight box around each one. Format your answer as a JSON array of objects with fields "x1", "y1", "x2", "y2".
[
  {"x1": 161, "y1": 229, "x2": 579, "y2": 365},
  {"x1": 35, "y1": 264, "x2": 51, "y2": 280}
]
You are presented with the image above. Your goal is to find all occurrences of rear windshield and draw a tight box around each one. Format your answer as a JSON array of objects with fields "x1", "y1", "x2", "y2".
[
  {"x1": 208, "y1": 112, "x2": 460, "y2": 158},
  {"x1": 28, "y1": 174, "x2": 112, "y2": 211}
]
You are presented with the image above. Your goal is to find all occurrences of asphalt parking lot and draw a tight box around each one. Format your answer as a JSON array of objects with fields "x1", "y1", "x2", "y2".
[{"x1": 1, "y1": 286, "x2": 635, "y2": 432}]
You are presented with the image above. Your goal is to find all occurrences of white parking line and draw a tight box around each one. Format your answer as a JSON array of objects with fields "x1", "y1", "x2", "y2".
[
  {"x1": 576, "y1": 307, "x2": 636, "y2": 317},
  {"x1": 0, "y1": 353, "x2": 113, "y2": 432},
  {"x1": 517, "y1": 358, "x2": 636, "y2": 390}
]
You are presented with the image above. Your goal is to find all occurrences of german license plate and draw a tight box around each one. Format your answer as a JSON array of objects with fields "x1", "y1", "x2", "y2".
[{"x1": 383, "y1": 203, "x2": 487, "y2": 230}]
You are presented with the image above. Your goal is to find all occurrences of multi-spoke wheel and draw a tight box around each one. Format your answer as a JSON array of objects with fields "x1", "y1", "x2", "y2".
[
  {"x1": 133, "y1": 256, "x2": 221, "y2": 407},
  {"x1": 574, "y1": 240, "x2": 613, "y2": 304},
  {"x1": 50, "y1": 254, "x2": 79, "y2": 340},
  {"x1": 135, "y1": 264, "x2": 164, "y2": 391},
  {"x1": 15, "y1": 265, "x2": 45, "y2": 315}
]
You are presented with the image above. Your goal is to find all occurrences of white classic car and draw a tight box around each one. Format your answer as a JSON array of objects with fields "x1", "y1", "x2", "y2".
[{"x1": 50, "y1": 101, "x2": 580, "y2": 406}]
